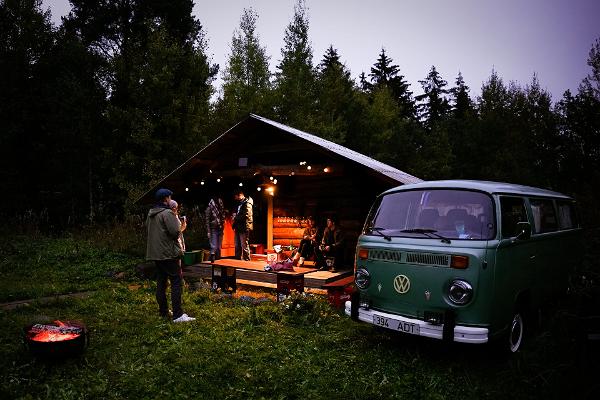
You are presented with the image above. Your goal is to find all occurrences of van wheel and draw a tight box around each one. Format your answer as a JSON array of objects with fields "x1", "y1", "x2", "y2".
[{"x1": 507, "y1": 311, "x2": 524, "y2": 353}]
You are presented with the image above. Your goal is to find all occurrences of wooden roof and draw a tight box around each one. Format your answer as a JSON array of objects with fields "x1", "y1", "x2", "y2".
[{"x1": 138, "y1": 114, "x2": 421, "y2": 203}]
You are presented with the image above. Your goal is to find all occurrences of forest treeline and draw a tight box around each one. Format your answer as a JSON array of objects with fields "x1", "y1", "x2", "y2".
[{"x1": 1, "y1": 0, "x2": 599, "y2": 228}]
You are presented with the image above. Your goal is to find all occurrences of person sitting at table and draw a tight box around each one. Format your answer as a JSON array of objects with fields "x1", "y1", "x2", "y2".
[
  {"x1": 319, "y1": 215, "x2": 345, "y2": 272},
  {"x1": 296, "y1": 216, "x2": 319, "y2": 266}
]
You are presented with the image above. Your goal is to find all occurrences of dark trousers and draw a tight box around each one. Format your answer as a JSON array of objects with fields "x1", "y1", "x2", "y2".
[
  {"x1": 298, "y1": 239, "x2": 315, "y2": 259},
  {"x1": 155, "y1": 259, "x2": 183, "y2": 319}
]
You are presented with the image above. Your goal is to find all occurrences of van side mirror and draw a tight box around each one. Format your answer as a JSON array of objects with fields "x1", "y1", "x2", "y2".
[{"x1": 515, "y1": 222, "x2": 531, "y2": 240}]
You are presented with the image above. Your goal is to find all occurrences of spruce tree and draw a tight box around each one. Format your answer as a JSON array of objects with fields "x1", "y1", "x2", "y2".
[
  {"x1": 218, "y1": 7, "x2": 272, "y2": 128},
  {"x1": 368, "y1": 48, "x2": 416, "y2": 119},
  {"x1": 313, "y1": 45, "x2": 358, "y2": 144},
  {"x1": 273, "y1": 0, "x2": 316, "y2": 130},
  {"x1": 65, "y1": 0, "x2": 217, "y2": 205},
  {"x1": 415, "y1": 65, "x2": 450, "y2": 129}
]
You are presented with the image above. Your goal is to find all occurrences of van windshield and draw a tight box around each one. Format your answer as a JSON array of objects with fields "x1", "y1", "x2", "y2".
[{"x1": 365, "y1": 189, "x2": 496, "y2": 240}]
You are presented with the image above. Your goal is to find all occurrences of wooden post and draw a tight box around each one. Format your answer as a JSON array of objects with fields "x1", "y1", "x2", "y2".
[{"x1": 267, "y1": 195, "x2": 273, "y2": 250}]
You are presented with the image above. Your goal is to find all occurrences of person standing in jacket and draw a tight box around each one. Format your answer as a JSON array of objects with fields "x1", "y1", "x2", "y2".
[
  {"x1": 232, "y1": 189, "x2": 253, "y2": 261},
  {"x1": 205, "y1": 195, "x2": 225, "y2": 262},
  {"x1": 146, "y1": 188, "x2": 195, "y2": 323}
]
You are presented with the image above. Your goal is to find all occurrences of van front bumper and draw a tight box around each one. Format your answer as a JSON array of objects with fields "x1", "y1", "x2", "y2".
[{"x1": 344, "y1": 301, "x2": 488, "y2": 344}]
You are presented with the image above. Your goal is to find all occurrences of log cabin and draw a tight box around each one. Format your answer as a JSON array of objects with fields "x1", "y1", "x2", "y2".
[{"x1": 138, "y1": 114, "x2": 422, "y2": 266}]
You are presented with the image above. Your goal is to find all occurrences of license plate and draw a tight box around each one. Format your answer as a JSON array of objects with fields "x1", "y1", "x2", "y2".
[{"x1": 373, "y1": 314, "x2": 420, "y2": 335}]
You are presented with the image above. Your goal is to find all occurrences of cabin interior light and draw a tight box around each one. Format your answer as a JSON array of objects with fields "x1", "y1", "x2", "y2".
[
  {"x1": 266, "y1": 186, "x2": 275, "y2": 196},
  {"x1": 273, "y1": 179, "x2": 278, "y2": 184},
  {"x1": 324, "y1": 167, "x2": 330, "y2": 173}
]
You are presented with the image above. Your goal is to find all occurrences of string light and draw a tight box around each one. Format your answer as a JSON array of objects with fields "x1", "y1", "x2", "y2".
[
  {"x1": 269, "y1": 176, "x2": 274, "y2": 181},
  {"x1": 185, "y1": 187, "x2": 189, "y2": 192},
  {"x1": 257, "y1": 187, "x2": 262, "y2": 191},
  {"x1": 200, "y1": 180, "x2": 205, "y2": 185},
  {"x1": 323, "y1": 167, "x2": 330, "y2": 173},
  {"x1": 307, "y1": 165, "x2": 312, "y2": 170},
  {"x1": 239, "y1": 182, "x2": 243, "y2": 187},
  {"x1": 217, "y1": 178, "x2": 221, "y2": 183},
  {"x1": 273, "y1": 179, "x2": 278, "y2": 184}
]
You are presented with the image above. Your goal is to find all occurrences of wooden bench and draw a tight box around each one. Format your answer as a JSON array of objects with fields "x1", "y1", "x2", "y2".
[
  {"x1": 210, "y1": 259, "x2": 317, "y2": 301},
  {"x1": 322, "y1": 275, "x2": 355, "y2": 308}
]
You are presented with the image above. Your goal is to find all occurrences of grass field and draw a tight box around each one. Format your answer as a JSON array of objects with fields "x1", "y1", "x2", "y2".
[{"x1": 0, "y1": 233, "x2": 598, "y2": 399}]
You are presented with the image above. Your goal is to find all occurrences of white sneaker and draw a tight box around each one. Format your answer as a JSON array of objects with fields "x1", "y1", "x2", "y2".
[{"x1": 173, "y1": 313, "x2": 196, "y2": 323}]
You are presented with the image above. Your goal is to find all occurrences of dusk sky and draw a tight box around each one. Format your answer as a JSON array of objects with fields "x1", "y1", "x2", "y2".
[{"x1": 44, "y1": 0, "x2": 600, "y2": 101}]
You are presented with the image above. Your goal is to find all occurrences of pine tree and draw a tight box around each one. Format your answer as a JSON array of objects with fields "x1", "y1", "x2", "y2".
[
  {"x1": 313, "y1": 45, "x2": 358, "y2": 144},
  {"x1": 367, "y1": 48, "x2": 416, "y2": 119},
  {"x1": 446, "y1": 72, "x2": 477, "y2": 178},
  {"x1": 273, "y1": 0, "x2": 316, "y2": 130},
  {"x1": 218, "y1": 7, "x2": 272, "y2": 128},
  {"x1": 450, "y1": 72, "x2": 474, "y2": 118},
  {"x1": 415, "y1": 65, "x2": 450, "y2": 128},
  {"x1": 65, "y1": 0, "x2": 218, "y2": 205}
]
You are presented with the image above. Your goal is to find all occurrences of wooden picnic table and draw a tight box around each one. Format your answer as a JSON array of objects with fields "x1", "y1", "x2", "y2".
[{"x1": 209, "y1": 259, "x2": 317, "y2": 300}]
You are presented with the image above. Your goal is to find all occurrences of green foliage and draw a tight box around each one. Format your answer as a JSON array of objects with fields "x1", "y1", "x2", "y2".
[
  {"x1": 216, "y1": 7, "x2": 272, "y2": 129},
  {"x1": 415, "y1": 66, "x2": 451, "y2": 128},
  {"x1": 311, "y1": 46, "x2": 360, "y2": 144},
  {"x1": 1, "y1": 0, "x2": 600, "y2": 237},
  {"x1": 273, "y1": 0, "x2": 317, "y2": 130}
]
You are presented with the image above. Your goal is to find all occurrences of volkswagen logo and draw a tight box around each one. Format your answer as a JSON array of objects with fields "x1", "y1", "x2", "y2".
[{"x1": 393, "y1": 275, "x2": 411, "y2": 294}]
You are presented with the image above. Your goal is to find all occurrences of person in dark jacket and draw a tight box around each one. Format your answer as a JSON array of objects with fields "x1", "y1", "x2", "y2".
[
  {"x1": 232, "y1": 189, "x2": 253, "y2": 261},
  {"x1": 205, "y1": 196, "x2": 225, "y2": 262},
  {"x1": 146, "y1": 188, "x2": 195, "y2": 323},
  {"x1": 319, "y1": 215, "x2": 345, "y2": 272}
]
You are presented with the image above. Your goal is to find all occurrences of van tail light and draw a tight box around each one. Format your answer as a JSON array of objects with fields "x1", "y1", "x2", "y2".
[
  {"x1": 358, "y1": 248, "x2": 369, "y2": 260},
  {"x1": 451, "y1": 255, "x2": 469, "y2": 269}
]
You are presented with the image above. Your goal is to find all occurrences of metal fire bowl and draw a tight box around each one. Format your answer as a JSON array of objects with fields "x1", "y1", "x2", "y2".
[{"x1": 23, "y1": 321, "x2": 89, "y2": 358}]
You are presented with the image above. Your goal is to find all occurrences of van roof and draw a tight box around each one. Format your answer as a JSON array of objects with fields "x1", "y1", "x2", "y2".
[{"x1": 383, "y1": 180, "x2": 573, "y2": 199}]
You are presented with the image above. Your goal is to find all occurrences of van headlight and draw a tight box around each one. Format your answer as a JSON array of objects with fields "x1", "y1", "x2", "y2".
[
  {"x1": 355, "y1": 268, "x2": 370, "y2": 289},
  {"x1": 448, "y1": 279, "x2": 473, "y2": 305}
]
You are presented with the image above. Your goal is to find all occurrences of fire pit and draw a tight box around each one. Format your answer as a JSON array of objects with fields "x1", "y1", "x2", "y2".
[{"x1": 24, "y1": 320, "x2": 89, "y2": 358}]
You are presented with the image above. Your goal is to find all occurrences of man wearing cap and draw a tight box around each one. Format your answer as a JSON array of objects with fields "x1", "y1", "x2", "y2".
[{"x1": 146, "y1": 188, "x2": 195, "y2": 323}]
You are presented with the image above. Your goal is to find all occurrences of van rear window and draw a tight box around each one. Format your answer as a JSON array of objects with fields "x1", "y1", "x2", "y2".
[
  {"x1": 557, "y1": 201, "x2": 578, "y2": 230},
  {"x1": 365, "y1": 189, "x2": 495, "y2": 240},
  {"x1": 530, "y1": 199, "x2": 558, "y2": 233}
]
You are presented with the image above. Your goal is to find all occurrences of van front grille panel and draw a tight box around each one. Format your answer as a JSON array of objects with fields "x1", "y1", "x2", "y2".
[
  {"x1": 369, "y1": 249, "x2": 402, "y2": 263},
  {"x1": 406, "y1": 252, "x2": 450, "y2": 267}
]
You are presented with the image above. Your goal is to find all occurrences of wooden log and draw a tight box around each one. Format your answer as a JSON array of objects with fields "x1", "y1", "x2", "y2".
[{"x1": 273, "y1": 227, "x2": 305, "y2": 239}]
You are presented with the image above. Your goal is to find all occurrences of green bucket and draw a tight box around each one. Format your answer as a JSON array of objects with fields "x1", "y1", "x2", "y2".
[{"x1": 183, "y1": 250, "x2": 201, "y2": 265}]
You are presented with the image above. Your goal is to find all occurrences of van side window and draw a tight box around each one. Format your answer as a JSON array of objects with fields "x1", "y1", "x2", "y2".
[
  {"x1": 500, "y1": 197, "x2": 528, "y2": 238},
  {"x1": 557, "y1": 201, "x2": 578, "y2": 230},
  {"x1": 530, "y1": 199, "x2": 558, "y2": 233}
]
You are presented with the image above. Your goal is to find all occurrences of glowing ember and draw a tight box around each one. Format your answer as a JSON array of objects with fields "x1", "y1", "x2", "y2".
[{"x1": 27, "y1": 321, "x2": 82, "y2": 343}]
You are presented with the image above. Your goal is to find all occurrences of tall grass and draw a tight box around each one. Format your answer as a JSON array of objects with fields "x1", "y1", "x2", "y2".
[{"x1": 0, "y1": 227, "x2": 598, "y2": 398}]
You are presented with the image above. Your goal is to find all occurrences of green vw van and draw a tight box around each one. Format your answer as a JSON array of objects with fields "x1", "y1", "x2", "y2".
[{"x1": 346, "y1": 180, "x2": 581, "y2": 352}]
